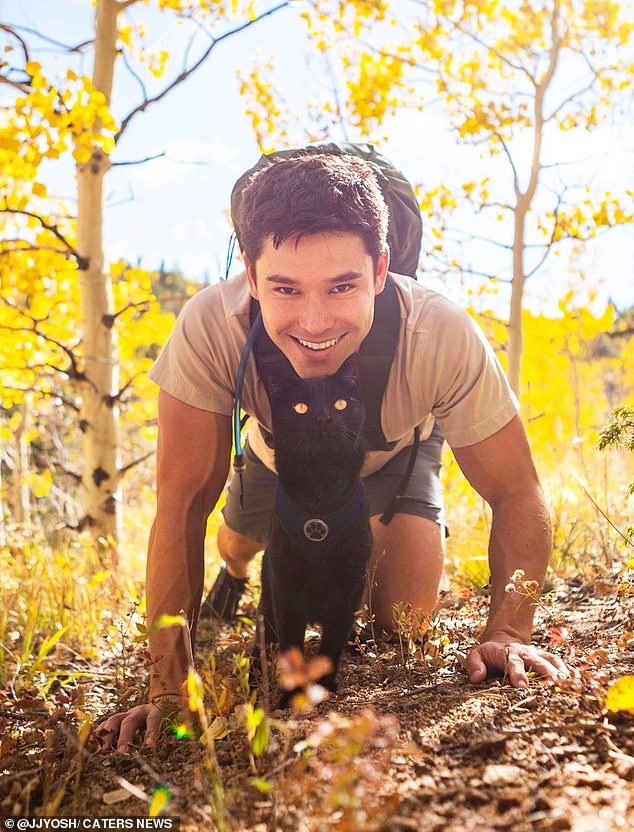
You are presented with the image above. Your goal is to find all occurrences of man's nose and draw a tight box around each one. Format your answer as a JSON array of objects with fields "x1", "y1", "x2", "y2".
[{"x1": 297, "y1": 302, "x2": 335, "y2": 336}]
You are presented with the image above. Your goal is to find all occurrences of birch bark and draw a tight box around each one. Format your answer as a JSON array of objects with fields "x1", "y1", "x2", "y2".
[{"x1": 76, "y1": 0, "x2": 120, "y2": 539}]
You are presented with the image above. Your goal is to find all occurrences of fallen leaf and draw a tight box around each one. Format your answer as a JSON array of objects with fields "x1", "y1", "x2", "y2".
[
  {"x1": 482, "y1": 764, "x2": 523, "y2": 786},
  {"x1": 102, "y1": 788, "x2": 132, "y2": 805},
  {"x1": 605, "y1": 675, "x2": 634, "y2": 715}
]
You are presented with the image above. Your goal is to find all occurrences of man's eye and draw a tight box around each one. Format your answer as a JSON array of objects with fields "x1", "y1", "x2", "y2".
[
  {"x1": 331, "y1": 284, "x2": 353, "y2": 294},
  {"x1": 275, "y1": 287, "x2": 297, "y2": 296}
]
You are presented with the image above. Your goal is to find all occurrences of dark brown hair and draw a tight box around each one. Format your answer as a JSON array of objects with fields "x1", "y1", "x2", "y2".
[{"x1": 235, "y1": 153, "x2": 389, "y2": 269}]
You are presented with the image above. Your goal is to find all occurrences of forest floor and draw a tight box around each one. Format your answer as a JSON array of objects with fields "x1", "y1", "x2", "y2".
[{"x1": 2, "y1": 571, "x2": 634, "y2": 832}]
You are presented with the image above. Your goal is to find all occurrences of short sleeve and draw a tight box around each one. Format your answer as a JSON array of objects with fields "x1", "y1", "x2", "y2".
[
  {"x1": 148, "y1": 287, "x2": 235, "y2": 415},
  {"x1": 426, "y1": 299, "x2": 519, "y2": 447}
]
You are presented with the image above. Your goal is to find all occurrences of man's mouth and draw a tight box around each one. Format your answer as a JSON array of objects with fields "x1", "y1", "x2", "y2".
[{"x1": 292, "y1": 335, "x2": 344, "y2": 352}]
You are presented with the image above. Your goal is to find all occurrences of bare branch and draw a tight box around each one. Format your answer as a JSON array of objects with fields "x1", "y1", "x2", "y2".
[
  {"x1": 0, "y1": 75, "x2": 30, "y2": 92},
  {"x1": 102, "y1": 298, "x2": 154, "y2": 328},
  {"x1": 0, "y1": 385, "x2": 81, "y2": 412},
  {"x1": 119, "y1": 451, "x2": 156, "y2": 477},
  {"x1": 541, "y1": 154, "x2": 596, "y2": 170},
  {"x1": 119, "y1": 450, "x2": 155, "y2": 478},
  {"x1": 493, "y1": 131, "x2": 520, "y2": 197},
  {"x1": 115, "y1": 2, "x2": 290, "y2": 143},
  {"x1": 105, "y1": 372, "x2": 143, "y2": 406},
  {"x1": 525, "y1": 191, "x2": 565, "y2": 279},
  {"x1": 182, "y1": 21, "x2": 203, "y2": 73},
  {"x1": 323, "y1": 49, "x2": 350, "y2": 141},
  {"x1": 427, "y1": 256, "x2": 513, "y2": 284},
  {"x1": 605, "y1": 326, "x2": 634, "y2": 339},
  {"x1": 4, "y1": 23, "x2": 93, "y2": 53},
  {"x1": 120, "y1": 48, "x2": 148, "y2": 103},
  {"x1": 0, "y1": 205, "x2": 87, "y2": 267},
  {"x1": 446, "y1": 15, "x2": 537, "y2": 85},
  {"x1": 111, "y1": 152, "x2": 166, "y2": 167},
  {"x1": 443, "y1": 226, "x2": 513, "y2": 250},
  {"x1": 0, "y1": 24, "x2": 30, "y2": 63},
  {"x1": 0, "y1": 296, "x2": 90, "y2": 386},
  {"x1": 546, "y1": 73, "x2": 600, "y2": 122},
  {"x1": 0, "y1": 242, "x2": 70, "y2": 258}
]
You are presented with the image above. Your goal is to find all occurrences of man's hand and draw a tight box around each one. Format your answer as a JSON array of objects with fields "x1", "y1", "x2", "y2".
[
  {"x1": 94, "y1": 696, "x2": 188, "y2": 754},
  {"x1": 465, "y1": 634, "x2": 569, "y2": 688}
]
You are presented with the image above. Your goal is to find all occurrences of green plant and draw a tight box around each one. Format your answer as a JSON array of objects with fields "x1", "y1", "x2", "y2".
[{"x1": 598, "y1": 405, "x2": 634, "y2": 546}]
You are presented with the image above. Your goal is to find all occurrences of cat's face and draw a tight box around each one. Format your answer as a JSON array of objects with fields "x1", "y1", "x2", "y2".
[
  {"x1": 245, "y1": 231, "x2": 388, "y2": 379},
  {"x1": 265, "y1": 353, "x2": 365, "y2": 444}
]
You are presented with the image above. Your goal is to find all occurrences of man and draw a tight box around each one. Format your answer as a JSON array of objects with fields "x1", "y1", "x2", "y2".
[{"x1": 96, "y1": 152, "x2": 567, "y2": 753}]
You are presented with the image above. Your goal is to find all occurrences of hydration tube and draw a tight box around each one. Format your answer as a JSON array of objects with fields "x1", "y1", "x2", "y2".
[
  {"x1": 232, "y1": 312, "x2": 263, "y2": 508},
  {"x1": 224, "y1": 231, "x2": 237, "y2": 281}
]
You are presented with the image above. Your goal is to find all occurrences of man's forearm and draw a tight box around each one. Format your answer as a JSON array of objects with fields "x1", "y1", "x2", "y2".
[
  {"x1": 481, "y1": 485, "x2": 552, "y2": 643},
  {"x1": 146, "y1": 494, "x2": 208, "y2": 698}
]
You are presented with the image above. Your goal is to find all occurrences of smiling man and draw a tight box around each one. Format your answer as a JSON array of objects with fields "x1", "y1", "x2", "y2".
[
  {"x1": 247, "y1": 234, "x2": 385, "y2": 377},
  {"x1": 96, "y1": 151, "x2": 567, "y2": 753}
]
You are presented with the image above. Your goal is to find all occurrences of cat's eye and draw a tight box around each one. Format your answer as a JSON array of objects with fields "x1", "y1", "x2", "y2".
[
  {"x1": 293, "y1": 402, "x2": 309, "y2": 414},
  {"x1": 333, "y1": 399, "x2": 348, "y2": 411}
]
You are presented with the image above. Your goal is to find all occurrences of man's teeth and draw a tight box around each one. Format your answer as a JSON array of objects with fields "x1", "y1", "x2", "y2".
[{"x1": 296, "y1": 336, "x2": 340, "y2": 351}]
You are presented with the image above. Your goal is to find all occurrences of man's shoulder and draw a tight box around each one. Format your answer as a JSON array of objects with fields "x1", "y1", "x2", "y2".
[
  {"x1": 389, "y1": 272, "x2": 469, "y2": 333},
  {"x1": 183, "y1": 272, "x2": 251, "y2": 321}
]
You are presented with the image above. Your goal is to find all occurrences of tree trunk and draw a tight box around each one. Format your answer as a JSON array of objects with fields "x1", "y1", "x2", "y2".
[
  {"x1": 508, "y1": 199, "x2": 527, "y2": 397},
  {"x1": 13, "y1": 396, "x2": 32, "y2": 530},
  {"x1": 76, "y1": 0, "x2": 120, "y2": 540},
  {"x1": 506, "y1": 1, "x2": 561, "y2": 401}
]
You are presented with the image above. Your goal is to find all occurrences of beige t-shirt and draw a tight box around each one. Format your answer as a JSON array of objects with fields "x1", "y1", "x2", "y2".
[{"x1": 148, "y1": 272, "x2": 519, "y2": 475}]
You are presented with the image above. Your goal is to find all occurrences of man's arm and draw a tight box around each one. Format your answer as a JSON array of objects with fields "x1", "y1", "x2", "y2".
[
  {"x1": 96, "y1": 391, "x2": 231, "y2": 752},
  {"x1": 452, "y1": 415, "x2": 568, "y2": 687},
  {"x1": 147, "y1": 390, "x2": 232, "y2": 698}
]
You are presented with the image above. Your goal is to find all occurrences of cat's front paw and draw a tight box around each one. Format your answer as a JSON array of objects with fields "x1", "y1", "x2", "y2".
[
  {"x1": 318, "y1": 673, "x2": 338, "y2": 694},
  {"x1": 277, "y1": 687, "x2": 301, "y2": 710}
]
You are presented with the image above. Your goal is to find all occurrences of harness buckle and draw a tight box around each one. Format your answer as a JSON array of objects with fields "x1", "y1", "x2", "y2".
[{"x1": 303, "y1": 518, "x2": 329, "y2": 542}]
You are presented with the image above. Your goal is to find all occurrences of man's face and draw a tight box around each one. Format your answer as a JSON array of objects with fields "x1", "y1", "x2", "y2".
[{"x1": 245, "y1": 232, "x2": 389, "y2": 378}]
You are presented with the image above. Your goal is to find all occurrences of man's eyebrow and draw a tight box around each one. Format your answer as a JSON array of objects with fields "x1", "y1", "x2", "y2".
[{"x1": 265, "y1": 272, "x2": 364, "y2": 285}]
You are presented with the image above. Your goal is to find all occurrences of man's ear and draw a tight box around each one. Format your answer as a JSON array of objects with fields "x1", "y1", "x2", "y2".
[
  {"x1": 245, "y1": 258, "x2": 259, "y2": 300},
  {"x1": 374, "y1": 246, "x2": 389, "y2": 296}
]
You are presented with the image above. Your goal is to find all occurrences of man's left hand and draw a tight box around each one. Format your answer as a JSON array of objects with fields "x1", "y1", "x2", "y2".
[{"x1": 465, "y1": 635, "x2": 569, "y2": 688}]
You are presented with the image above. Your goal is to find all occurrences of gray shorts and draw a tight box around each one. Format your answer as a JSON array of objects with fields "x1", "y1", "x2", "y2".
[{"x1": 222, "y1": 424, "x2": 446, "y2": 545}]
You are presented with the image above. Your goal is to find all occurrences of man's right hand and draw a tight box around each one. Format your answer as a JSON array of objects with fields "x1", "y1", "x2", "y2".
[{"x1": 94, "y1": 696, "x2": 188, "y2": 753}]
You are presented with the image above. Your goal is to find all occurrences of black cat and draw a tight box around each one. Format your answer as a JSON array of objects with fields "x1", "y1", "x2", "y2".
[{"x1": 255, "y1": 353, "x2": 373, "y2": 705}]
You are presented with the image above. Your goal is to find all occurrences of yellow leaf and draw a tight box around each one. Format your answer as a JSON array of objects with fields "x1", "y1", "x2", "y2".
[
  {"x1": 148, "y1": 786, "x2": 171, "y2": 817},
  {"x1": 32, "y1": 182, "x2": 47, "y2": 197},
  {"x1": 605, "y1": 675, "x2": 634, "y2": 715},
  {"x1": 73, "y1": 145, "x2": 92, "y2": 164},
  {"x1": 187, "y1": 669, "x2": 205, "y2": 713}
]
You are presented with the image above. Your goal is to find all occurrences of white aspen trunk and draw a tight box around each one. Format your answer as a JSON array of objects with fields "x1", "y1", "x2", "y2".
[
  {"x1": 13, "y1": 396, "x2": 32, "y2": 530},
  {"x1": 76, "y1": 0, "x2": 120, "y2": 541},
  {"x1": 508, "y1": 200, "x2": 527, "y2": 397},
  {"x1": 507, "y1": 1, "x2": 561, "y2": 400},
  {"x1": 0, "y1": 458, "x2": 6, "y2": 547}
]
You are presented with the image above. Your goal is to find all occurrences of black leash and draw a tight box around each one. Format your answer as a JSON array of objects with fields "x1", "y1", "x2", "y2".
[{"x1": 379, "y1": 426, "x2": 421, "y2": 525}]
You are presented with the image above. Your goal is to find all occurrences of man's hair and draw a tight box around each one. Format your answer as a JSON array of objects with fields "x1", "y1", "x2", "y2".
[{"x1": 236, "y1": 153, "x2": 390, "y2": 269}]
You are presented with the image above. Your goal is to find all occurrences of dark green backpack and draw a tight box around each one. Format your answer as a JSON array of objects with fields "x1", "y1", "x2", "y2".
[{"x1": 230, "y1": 141, "x2": 422, "y2": 278}]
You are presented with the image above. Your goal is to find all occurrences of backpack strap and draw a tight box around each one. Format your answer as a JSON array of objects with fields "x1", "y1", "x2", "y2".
[
  {"x1": 231, "y1": 142, "x2": 422, "y2": 279},
  {"x1": 250, "y1": 275, "x2": 400, "y2": 452}
]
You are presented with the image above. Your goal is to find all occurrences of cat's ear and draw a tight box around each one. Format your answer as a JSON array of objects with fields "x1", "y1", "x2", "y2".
[
  {"x1": 260, "y1": 358, "x2": 299, "y2": 397},
  {"x1": 336, "y1": 352, "x2": 361, "y2": 387}
]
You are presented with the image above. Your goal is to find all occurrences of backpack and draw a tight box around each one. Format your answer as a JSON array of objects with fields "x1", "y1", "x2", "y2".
[{"x1": 230, "y1": 141, "x2": 422, "y2": 278}]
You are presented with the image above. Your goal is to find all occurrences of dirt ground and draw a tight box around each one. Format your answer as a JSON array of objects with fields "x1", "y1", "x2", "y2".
[{"x1": 2, "y1": 572, "x2": 634, "y2": 831}]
